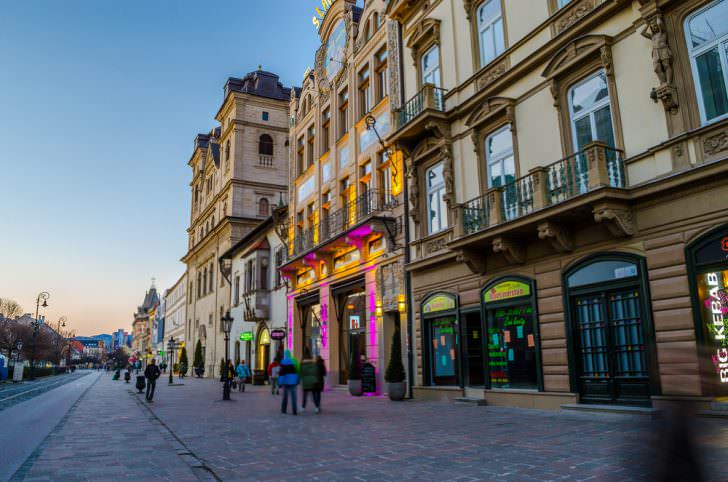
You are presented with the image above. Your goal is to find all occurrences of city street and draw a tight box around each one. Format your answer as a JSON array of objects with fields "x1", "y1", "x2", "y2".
[{"x1": 3, "y1": 372, "x2": 727, "y2": 481}]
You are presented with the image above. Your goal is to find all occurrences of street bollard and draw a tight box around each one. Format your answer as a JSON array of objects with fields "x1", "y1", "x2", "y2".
[{"x1": 135, "y1": 375, "x2": 146, "y2": 393}]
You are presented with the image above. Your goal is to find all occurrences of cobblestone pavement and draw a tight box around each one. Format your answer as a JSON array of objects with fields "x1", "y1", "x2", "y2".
[
  {"x1": 16, "y1": 375, "x2": 728, "y2": 481},
  {"x1": 0, "y1": 372, "x2": 90, "y2": 412}
]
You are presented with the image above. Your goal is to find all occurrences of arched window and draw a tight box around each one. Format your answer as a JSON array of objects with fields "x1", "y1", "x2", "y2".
[
  {"x1": 259, "y1": 198, "x2": 269, "y2": 216},
  {"x1": 259, "y1": 134, "x2": 274, "y2": 156},
  {"x1": 685, "y1": 0, "x2": 728, "y2": 124}
]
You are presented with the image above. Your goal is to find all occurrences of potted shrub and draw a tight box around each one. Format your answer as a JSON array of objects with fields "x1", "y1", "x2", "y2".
[
  {"x1": 348, "y1": 349, "x2": 363, "y2": 396},
  {"x1": 179, "y1": 346, "x2": 189, "y2": 377},
  {"x1": 193, "y1": 340, "x2": 204, "y2": 378},
  {"x1": 385, "y1": 328, "x2": 406, "y2": 401}
]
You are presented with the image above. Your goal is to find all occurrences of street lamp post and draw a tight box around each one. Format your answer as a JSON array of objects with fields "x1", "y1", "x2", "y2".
[
  {"x1": 221, "y1": 311, "x2": 234, "y2": 401},
  {"x1": 167, "y1": 336, "x2": 175, "y2": 385},
  {"x1": 55, "y1": 316, "x2": 67, "y2": 370},
  {"x1": 30, "y1": 292, "x2": 50, "y2": 380}
]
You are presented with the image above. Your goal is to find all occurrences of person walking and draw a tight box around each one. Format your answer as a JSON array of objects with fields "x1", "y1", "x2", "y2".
[
  {"x1": 279, "y1": 350, "x2": 299, "y2": 415},
  {"x1": 236, "y1": 360, "x2": 251, "y2": 392},
  {"x1": 144, "y1": 359, "x2": 161, "y2": 402},
  {"x1": 313, "y1": 355, "x2": 326, "y2": 413},
  {"x1": 301, "y1": 355, "x2": 326, "y2": 414},
  {"x1": 268, "y1": 358, "x2": 280, "y2": 395},
  {"x1": 300, "y1": 354, "x2": 315, "y2": 413},
  {"x1": 226, "y1": 360, "x2": 236, "y2": 393}
]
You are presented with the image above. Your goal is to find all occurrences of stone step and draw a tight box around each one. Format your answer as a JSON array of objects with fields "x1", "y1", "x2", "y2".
[
  {"x1": 560, "y1": 403, "x2": 662, "y2": 419},
  {"x1": 454, "y1": 397, "x2": 487, "y2": 406}
]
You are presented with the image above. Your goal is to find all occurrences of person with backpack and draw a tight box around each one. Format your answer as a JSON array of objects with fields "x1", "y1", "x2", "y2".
[
  {"x1": 301, "y1": 355, "x2": 326, "y2": 414},
  {"x1": 268, "y1": 358, "x2": 280, "y2": 395},
  {"x1": 278, "y1": 350, "x2": 299, "y2": 415},
  {"x1": 236, "y1": 360, "x2": 251, "y2": 392},
  {"x1": 144, "y1": 359, "x2": 161, "y2": 402}
]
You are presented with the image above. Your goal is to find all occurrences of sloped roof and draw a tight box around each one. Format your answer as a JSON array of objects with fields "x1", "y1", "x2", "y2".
[{"x1": 224, "y1": 69, "x2": 292, "y2": 101}]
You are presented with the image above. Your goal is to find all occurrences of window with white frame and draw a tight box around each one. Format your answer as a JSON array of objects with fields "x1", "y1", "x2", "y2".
[
  {"x1": 568, "y1": 71, "x2": 615, "y2": 152},
  {"x1": 557, "y1": 0, "x2": 573, "y2": 8},
  {"x1": 485, "y1": 125, "x2": 515, "y2": 188},
  {"x1": 426, "y1": 162, "x2": 447, "y2": 234},
  {"x1": 686, "y1": 0, "x2": 728, "y2": 124},
  {"x1": 421, "y1": 45, "x2": 441, "y2": 88},
  {"x1": 477, "y1": 0, "x2": 505, "y2": 67}
]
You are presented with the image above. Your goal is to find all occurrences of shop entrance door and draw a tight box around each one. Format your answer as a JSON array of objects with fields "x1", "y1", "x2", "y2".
[
  {"x1": 463, "y1": 311, "x2": 484, "y2": 386},
  {"x1": 338, "y1": 290, "x2": 366, "y2": 384},
  {"x1": 428, "y1": 317, "x2": 459, "y2": 386},
  {"x1": 572, "y1": 289, "x2": 650, "y2": 405}
]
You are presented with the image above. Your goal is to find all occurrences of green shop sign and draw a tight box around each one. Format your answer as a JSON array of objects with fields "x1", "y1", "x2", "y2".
[
  {"x1": 240, "y1": 332, "x2": 253, "y2": 342},
  {"x1": 423, "y1": 294, "x2": 456, "y2": 314},
  {"x1": 483, "y1": 281, "x2": 530, "y2": 303}
]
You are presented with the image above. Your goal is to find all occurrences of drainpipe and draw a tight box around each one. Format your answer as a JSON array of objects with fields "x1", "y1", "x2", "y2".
[{"x1": 397, "y1": 21, "x2": 415, "y2": 401}]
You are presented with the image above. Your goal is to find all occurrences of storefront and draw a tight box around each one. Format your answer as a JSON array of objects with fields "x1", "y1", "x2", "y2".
[
  {"x1": 481, "y1": 277, "x2": 542, "y2": 391},
  {"x1": 421, "y1": 293, "x2": 461, "y2": 387},
  {"x1": 296, "y1": 291, "x2": 322, "y2": 360},
  {"x1": 332, "y1": 278, "x2": 367, "y2": 384},
  {"x1": 563, "y1": 254, "x2": 659, "y2": 406},
  {"x1": 687, "y1": 225, "x2": 728, "y2": 400}
]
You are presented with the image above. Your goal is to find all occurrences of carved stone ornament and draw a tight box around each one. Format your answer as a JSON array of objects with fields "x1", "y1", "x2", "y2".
[
  {"x1": 314, "y1": 45, "x2": 330, "y2": 93},
  {"x1": 406, "y1": 18, "x2": 441, "y2": 65},
  {"x1": 703, "y1": 131, "x2": 728, "y2": 156},
  {"x1": 477, "y1": 59, "x2": 509, "y2": 90},
  {"x1": 492, "y1": 237, "x2": 526, "y2": 264},
  {"x1": 537, "y1": 221, "x2": 574, "y2": 253},
  {"x1": 593, "y1": 204, "x2": 635, "y2": 237},
  {"x1": 456, "y1": 248, "x2": 487, "y2": 274},
  {"x1": 441, "y1": 144, "x2": 455, "y2": 208},
  {"x1": 407, "y1": 159, "x2": 420, "y2": 224},
  {"x1": 387, "y1": 19, "x2": 403, "y2": 109},
  {"x1": 640, "y1": 11, "x2": 678, "y2": 113},
  {"x1": 426, "y1": 234, "x2": 449, "y2": 255},
  {"x1": 542, "y1": 35, "x2": 613, "y2": 79},
  {"x1": 465, "y1": 97, "x2": 516, "y2": 129},
  {"x1": 556, "y1": 0, "x2": 596, "y2": 35}
]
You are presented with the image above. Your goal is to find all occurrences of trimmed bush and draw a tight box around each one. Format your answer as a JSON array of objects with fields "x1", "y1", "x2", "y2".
[{"x1": 385, "y1": 328, "x2": 406, "y2": 383}]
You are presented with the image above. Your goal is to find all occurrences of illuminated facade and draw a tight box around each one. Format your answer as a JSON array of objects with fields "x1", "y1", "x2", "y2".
[
  {"x1": 281, "y1": 0, "x2": 407, "y2": 393},
  {"x1": 385, "y1": 0, "x2": 728, "y2": 409}
]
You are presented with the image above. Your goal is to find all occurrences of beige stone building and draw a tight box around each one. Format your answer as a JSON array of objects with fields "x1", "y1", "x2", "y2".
[
  {"x1": 182, "y1": 70, "x2": 292, "y2": 376},
  {"x1": 281, "y1": 0, "x2": 409, "y2": 394},
  {"x1": 384, "y1": 0, "x2": 728, "y2": 409}
]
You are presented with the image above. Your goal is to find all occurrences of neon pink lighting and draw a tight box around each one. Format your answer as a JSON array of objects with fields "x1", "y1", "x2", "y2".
[
  {"x1": 287, "y1": 299, "x2": 294, "y2": 350},
  {"x1": 321, "y1": 303, "x2": 328, "y2": 349},
  {"x1": 366, "y1": 276, "x2": 380, "y2": 395}
]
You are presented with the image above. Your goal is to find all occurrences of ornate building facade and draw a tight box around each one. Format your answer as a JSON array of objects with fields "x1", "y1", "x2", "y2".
[
  {"x1": 281, "y1": 0, "x2": 408, "y2": 393},
  {"x1": 385, "y1": 0, "x2": 728, "y2": 409},
  {"x1": 182, "y1": 69, "x2": 292, "y2": 377}
]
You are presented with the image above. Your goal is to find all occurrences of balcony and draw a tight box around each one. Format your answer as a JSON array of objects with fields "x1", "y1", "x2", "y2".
[
  {"x1": 388, "y1": 84, "x2": 448, "y2": 146},
  {"x1": 282, "y1": 189, "x2": 400, "y2": 274},
  {"x1": 449, "y1": 142, "x2": 629, "y2": 272}
]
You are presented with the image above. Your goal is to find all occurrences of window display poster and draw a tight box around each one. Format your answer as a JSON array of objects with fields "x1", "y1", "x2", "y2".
[
  {"x1": 487, "y1": 304, "x2": 537, "y2": 389},
  {"x1": 697, "y1": 270, "x2": 728, "y2": 392},
  {"x1": 431, "y1": 318, "x2": 456, "y2": 379}
]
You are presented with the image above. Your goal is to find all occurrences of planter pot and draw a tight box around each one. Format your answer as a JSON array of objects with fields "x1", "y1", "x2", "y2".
[
  {"x1": 348, "y1": 379, "x2": 363, "y2": 396},
  {"x1": 387, "y1": 382, "x2": 406, "y2": 401}
]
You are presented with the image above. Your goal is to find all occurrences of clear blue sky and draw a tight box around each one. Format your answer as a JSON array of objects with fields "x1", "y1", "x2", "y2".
[{"x1": 0, "y1": 1, "x2": 324, "y2": 335}]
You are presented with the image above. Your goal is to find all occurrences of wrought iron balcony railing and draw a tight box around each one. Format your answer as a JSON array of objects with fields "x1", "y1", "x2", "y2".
[
  {"x1": 395, "y1": 83, "x2": 446, "y2": 131},
  {"x1": 459, "y1": 142, "x2": 625, "y2": 236},
  {"x1": 291, "y1": 189, "x2": 398, "y2": 258}
]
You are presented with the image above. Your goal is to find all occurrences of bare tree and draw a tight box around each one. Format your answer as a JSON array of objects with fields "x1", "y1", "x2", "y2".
[
  {"x1": 0, "y1": 320, "x2": 31, "y2": 362},
  {"x1": 0, "y1": 298, "x2": 23, "y2": 320}
]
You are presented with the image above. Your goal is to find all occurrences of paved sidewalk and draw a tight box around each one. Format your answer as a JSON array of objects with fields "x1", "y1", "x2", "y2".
[
  {"x1": 147, "y1": 378, "x2": 728, "y2": 481},
  {"x1": 15, "y1": 375, "x2": 200, "y2": 481},
  {"x1": 0, "y1": 372, "x2": 90, "y2": 412}
]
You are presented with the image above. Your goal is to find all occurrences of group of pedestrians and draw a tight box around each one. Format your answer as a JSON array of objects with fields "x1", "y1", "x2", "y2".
[{"x1": 277, "y1": 350, "x2": 326, "y2": 416}]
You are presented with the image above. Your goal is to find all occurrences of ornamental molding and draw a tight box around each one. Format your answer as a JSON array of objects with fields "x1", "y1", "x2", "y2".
[
  {"x1": 555, "y1": 0, "x2": 596, "y2": 35},
  {"x1": 703, "y1": 131, "x2": 728, "y2": 157},
  {"x1": 406, "y1": 18, "x2": 440, "y2": 61},
  {"x1": 476, "y1": 58, "x2": 509, "y2": 90},
  {"x1": 387, "y1": 19, "x2": 403, "y2": 110},
  {"x1": 542, "y1": 34, "x2": 613, "y2": 79},
  {"x1": 456, "y1": 248, "x2": 487, "y2": 275},
  {"x1": 492, "y1": 237, "x2": 526, "y2": 264},
  {"x1": 537, "y1": 221, "x2": 574, "y2": 253},
  {"x1": 593, "y1": 203, "x2": 635, "y2": 237},
  {"x1": 465, "y1": 97, "x2": 516, "y2": 129},
  {"x1": 406, "y1": 158, "x2": 420, "y2": 224}
]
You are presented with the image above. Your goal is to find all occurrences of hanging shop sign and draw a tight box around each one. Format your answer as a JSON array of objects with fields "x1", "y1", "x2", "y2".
[
  {"x1": 422, "y1": 294, "x2": 456, "y2": 314},
  {"x1": 270, "y1": 329, "x2": 287, "y2": 341},
  {"x1": 240, "y1": 332, "x2": 254, "y2": 342},
  {"x1": 483, "y1": 281, "x2": 530, "y2": 303},
  {"x1": 349, "y1": 315, "x2": 361, "y2": 330},
  {"x1": 698, "y1": 271, "x2": 728, "y2": 385}
]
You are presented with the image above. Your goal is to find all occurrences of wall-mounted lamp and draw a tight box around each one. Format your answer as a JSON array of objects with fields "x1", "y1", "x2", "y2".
[
  {"x1": 397, "y1": 295, "x2": 406, "y2": 314},
  {"x1": 375, "y1": 300, "x2": 383, "y2": 317}
]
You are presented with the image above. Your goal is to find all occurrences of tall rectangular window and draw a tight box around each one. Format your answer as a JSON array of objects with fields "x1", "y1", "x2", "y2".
[
  {"x1": 375, "y1": 48, "x2": 389, "y2": 102},
  {"x1": 485, "y1": 125, "x2": 515, "y2": 188},
  {"x1": 297, "y1": 136, "x2": 305, "y2": 175},
  {"x1": 421, "y1": 45, "x2": 441, "y2": 88},
  {"x1": 307, "y1": 125, "x2": 315, "y2": 168},
  {"x1": 359, "y1": 66, "x2": 371, "y2": 117},
  {"x1": 322, "y1": 108, "x2": 331, "y2": 152},
  {"x1": 568, "y1": 71, "x2": 615, "y2": 152},
  {"x1": 234, "y1": 275, "x2": 240, "y2": 306},
  {"x1": 686, "y1": 0, "x2": 728, "y2": 124},
  {"x1": 339, "y1": 89, "x2": 349, "y2": 137},
  {"x1": 477, "y1": 0, "x2": 505, "y2": 67},
  {"x1": 426, "y1": 162, "x2": 447, "y2": 234},
  {"x1": 274, "y1": 247, "x2": 284, "y2": 288}
]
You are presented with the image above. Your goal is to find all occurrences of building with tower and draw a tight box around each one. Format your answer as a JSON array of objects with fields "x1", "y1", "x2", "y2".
[{"x1": 182, "y1": 69, "x2": 293, "y2": 377}]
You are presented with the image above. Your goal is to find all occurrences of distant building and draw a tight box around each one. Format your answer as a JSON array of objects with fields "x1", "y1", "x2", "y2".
[
  {"x1": 131, "y1": 283, "x2": 160, "y2": 363},
  {"x1": 163, "y1": 272, "x2": 186, "y2": 367}
]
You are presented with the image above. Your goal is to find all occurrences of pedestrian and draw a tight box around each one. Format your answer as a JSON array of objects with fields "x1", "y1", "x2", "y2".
[
  {"x1": 144, "y1": 359, "x2": 161, "y2": 402},
  {"x1": 301, "y1": 354, "x2": 326, "y2": 414},
  {"x1": 236, "y1": 360, "x2": 251, "y2": 392},
  {"x1": 226, "y1": 360, "x2": 235, "y2": 392},
  {"x1": 268, "y1": 357, "x2": 280, "y2": 395},
  {"x1": 300, "y1": 352, "x2": 315, "y2": 413},
  {"x1": 313, "y1": 355, "x2": 326, "y2": 413},
  {"x1": 279, "y1": 350, "x2": 299, "y2": 415}
]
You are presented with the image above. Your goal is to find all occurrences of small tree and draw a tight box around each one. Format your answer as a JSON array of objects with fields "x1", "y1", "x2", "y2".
[
  {"x1": 179, "y1": 346, "x2": 189, "y2": 374},
  {"x1": 385, "y1": 328, "x2": 406, "y2": 383},
  {"x1": 348, "y1": 348, "x2": 362, "y2": 380},
  {"x1": 193, "y1": 340, "x2": 202, "y2": 368}
]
